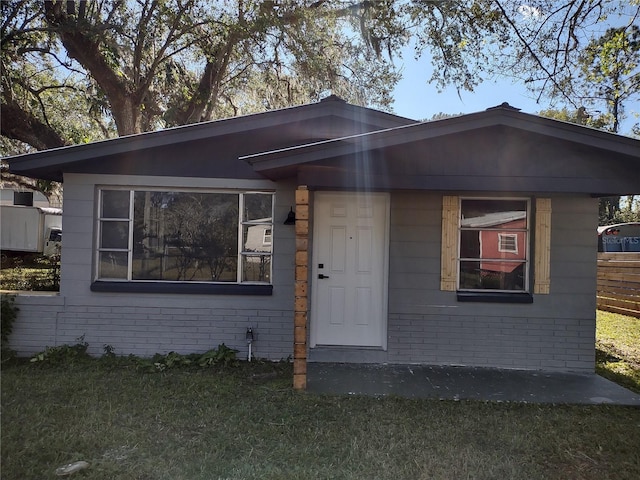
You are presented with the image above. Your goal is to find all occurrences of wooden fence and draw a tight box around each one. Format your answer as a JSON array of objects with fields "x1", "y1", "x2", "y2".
[{"x1": 597, "y1": 253, "x2": 640, "y2": 318}]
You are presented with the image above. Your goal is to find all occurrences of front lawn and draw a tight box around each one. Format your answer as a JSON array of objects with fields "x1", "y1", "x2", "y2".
[
  {"x1": 2, "y1": 358, "x2": 639, "y2": 480},
  {"x1": 596, "y1": 310, "x2": 640, "y2": 393}
]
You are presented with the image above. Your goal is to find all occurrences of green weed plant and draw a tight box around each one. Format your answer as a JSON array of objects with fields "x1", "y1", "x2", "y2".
[
  {"x1": 136, "y1": 344, "x2": 238, "y2": 373},
  {"x1": 1, "y1": 294, "x2": 19, "y2": 361},
  {"x1": 30, "y1": 337, "x2": 90, "y2": 365}
]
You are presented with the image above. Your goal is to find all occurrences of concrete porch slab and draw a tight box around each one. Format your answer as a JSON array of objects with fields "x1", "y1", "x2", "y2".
[{"x1": 306, "y1": 363, "x2": 640, "y2": 406}]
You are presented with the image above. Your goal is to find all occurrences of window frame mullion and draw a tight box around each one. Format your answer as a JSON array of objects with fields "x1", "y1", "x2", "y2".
[
  {"x1": 237, "y1": 193, "x2": 245, "y2": 283},
  {"x1": 127, "y1": 190, "x2": 134, "y2": 281}
]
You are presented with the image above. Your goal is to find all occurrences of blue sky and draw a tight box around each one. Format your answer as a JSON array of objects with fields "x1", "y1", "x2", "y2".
[
  {"x1": 391, "y1": 56, "x2": 544, "y2": 121},
  {"x1": 391, "y1": 43, "x2": 640, "y2": 134},
  {"x1": 390, "y1": 39, "x2": 547, "y2": 120}
]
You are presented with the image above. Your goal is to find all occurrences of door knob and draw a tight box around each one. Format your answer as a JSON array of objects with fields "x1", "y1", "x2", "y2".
[{"x1": 318, "y1": 274, "x2": 330, "y2": 279}]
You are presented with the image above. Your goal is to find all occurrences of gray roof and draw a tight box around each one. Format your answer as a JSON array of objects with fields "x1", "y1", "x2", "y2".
[
  {"x1": 243, "y1": 105, "x2": 640, "y2": 172},
  {"x1": 241, "y1": 104, "x2": 640, "y2": 195},
  {"x1": 5, "y1": 99, "x2": 640, "y2": 196},
  {"x1": 6, "y1": 95, "x2": 414, "y2": 182},
  {"x1": 461, "y1": 211, "x2": 527, "y2": 228}
]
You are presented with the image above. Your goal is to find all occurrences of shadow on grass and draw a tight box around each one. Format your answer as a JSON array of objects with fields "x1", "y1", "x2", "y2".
[
  {"x1": 3, "y1": 357, "x2": 640, "y2": 480},
  {"x1": 596, "y1": 348, "x2": 640, "y2": 394}
]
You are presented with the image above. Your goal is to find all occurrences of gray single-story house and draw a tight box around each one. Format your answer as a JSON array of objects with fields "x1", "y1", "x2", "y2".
[{"x1": 6, "y1": 96, "x2": 640, "y2": 388}]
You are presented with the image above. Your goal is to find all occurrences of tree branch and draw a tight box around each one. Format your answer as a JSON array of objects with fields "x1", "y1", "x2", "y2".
[
  {"x1": 493, "y1": 0, "x2": 578, "y2": 107},
  {"x1": 0, "y1": 100, "x2": 68, "y2": 150},
  {"x1": 43, "y1": 1, "x2": 138, "y2": 134}
]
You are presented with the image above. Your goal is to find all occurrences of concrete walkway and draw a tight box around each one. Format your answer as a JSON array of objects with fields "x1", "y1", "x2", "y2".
[{"x1": 307, "y1": 363, "x2": 640, "y2": 406}]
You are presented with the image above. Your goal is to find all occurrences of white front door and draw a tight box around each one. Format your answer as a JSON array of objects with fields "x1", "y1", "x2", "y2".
[{"x1": 311, "y1": 192, "x2": 389, "y2": 348}]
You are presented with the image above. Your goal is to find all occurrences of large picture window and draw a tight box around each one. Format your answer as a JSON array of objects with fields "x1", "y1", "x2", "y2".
[
  {"x1": 97, "y1": 189, "x2": 274, "y2": 284},
  {"x1": 459, "y1": 198, "x2": 529, "y2": 292}
]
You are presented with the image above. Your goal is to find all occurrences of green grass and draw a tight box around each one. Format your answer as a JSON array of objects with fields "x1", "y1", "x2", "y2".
[
  {"x1": 2, "y1": 358, "x2": 640, "y2": 480},
  {"x1": 1, "y1": 311, "x2": 638, "y2": 479},
  {"x1": 0, "y1": 254, "x2": 60, "y2": 291},
  {"x1": 596, "y1": 310, "x2": 640, "y2": 393}
]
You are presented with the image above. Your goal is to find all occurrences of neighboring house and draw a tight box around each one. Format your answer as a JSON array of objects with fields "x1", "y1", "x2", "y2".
[
  {"x1": 6, "y1": 96, "x2": 640, "y2": 389},
  {"x1": 460, "y1": 209, "x2": 528, "y2": 291}
]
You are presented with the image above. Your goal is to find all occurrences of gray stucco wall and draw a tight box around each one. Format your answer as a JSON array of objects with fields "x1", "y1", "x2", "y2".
[
  {"x1": 8, "y1": 179, "x2": 598, "y2": 373},
  {"x1": 310, "y1": 192, "x2": 598, "y2": 373},
  {"x1": 7, "y1": 293, "x2": 64, "y2": 355},
  {"x1": 7, "y1": 173, "x2": 296, "y2": 360}
]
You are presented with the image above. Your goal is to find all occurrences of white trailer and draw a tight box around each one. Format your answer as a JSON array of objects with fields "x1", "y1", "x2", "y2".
[{"x1": 0, "y1": 205, "x2": 62, "y2": 256}]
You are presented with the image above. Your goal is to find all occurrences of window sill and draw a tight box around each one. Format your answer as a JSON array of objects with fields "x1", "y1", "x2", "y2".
[
  {"x1": 91, "y1": 281, "x2": 273, "y2": 296},
  {"x1": 456, "y1": 292, "x2": 533, "y2": 304}
]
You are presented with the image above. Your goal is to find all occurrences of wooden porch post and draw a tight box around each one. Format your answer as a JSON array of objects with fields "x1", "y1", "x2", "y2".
[{"x1": 293, "y1": 185, "x2": 309, "y2": 390}]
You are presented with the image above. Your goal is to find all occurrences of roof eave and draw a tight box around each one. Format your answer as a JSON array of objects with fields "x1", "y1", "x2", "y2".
[
  {"x1": 6, "y1": 98, "x2": 415, "y2": 176},
  {"x1": 243, "y1": 108, "x2": 640, "y2": 173}
]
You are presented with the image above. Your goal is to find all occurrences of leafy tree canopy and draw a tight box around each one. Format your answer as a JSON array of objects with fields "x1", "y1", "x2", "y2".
[
  {"x1": 2, "y1": 0, "x2": 409, "y2": 150},
  {"x1": 1, "y1": 0, "x2": 639, "y2": 159},
  {"x1": 570, "y1": 24, "x2": 640, "y2": 134}
]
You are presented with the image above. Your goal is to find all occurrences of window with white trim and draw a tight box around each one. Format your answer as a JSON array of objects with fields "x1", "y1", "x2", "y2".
[
  {"x1": 459, "y1": 198, "x2": 529, "y2": 292},
  {"x1": 498, "y1": 233, "x2": 518, "y2": 253},
  {"x1": 262, "y1": 228, "x2": 273, "y2": 246},
  {"x1": 97, "y1": 189, "x2": 274, "y2": 284}
]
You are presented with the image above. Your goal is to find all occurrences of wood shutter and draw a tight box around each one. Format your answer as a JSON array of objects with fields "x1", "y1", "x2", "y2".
[
  {"x1": 441, "y1": 195, "x2": 459, "y2": 291},
  {"x1": 442, "y1": 196, "x2": 550, "y2": 294},
  {"x1": 534, "y1": 198, "x2": 552, "y2": 294}
]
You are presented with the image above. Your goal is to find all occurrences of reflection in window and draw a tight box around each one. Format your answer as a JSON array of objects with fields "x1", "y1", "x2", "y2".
[
  {"x1": 97, "y1": 189, "x2": 273, "y2": 284},
  {"x1": 498, "y1": 233, "x2": 518, "y2": 253},
  {"x1": 459, "y1": 199, "x2": 529, "y2": 292}
]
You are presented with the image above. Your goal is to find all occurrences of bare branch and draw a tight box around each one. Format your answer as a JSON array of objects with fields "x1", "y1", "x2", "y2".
[{"x1": 493, "y1": 0, "x2": 578, "y2": 107}]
